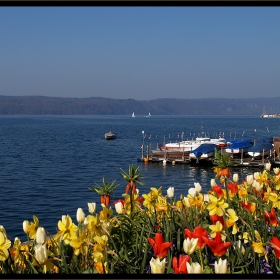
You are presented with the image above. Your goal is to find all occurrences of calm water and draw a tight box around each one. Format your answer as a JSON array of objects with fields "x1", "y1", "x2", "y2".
[{"x1": 1, "y1": 115, "x2": 279, "y2": 240}]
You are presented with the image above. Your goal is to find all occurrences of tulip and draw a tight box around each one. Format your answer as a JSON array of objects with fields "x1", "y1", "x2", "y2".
[
  {"x1": 252, "y1": 180, "x2": 262, "y2": 192},
  {"x1": 36, "y1": 227, "x2": 46, "y2": 245},
  {"x1": 76, "y1": 208, "x2": 85, "y2": 224},
  {"x1": 136, "y1": 188, "x2": 139, "y2": 195},
  {"x1": 186, "y1": 262, "x2": 202, "y2": 273},
  {"x1": 188, "y1": 187, "x2": 197, "y2": 197},
  {"x1": 194, "y1": 182, "x2": 202, "y2": 193},
  {"x1": 203, "y1": 194, "x2": 209, "y2": 203},
  {"x1": 87, "y1": 202, "x2": 96, "y2": 214},
  {"x1": 270, "y1": 236, "x2": 280, "y2": 259},
  {"x1": 210, "y1": 178, "x2": 217, "y2": 187},
  {"x1": 184, "y1": 226, "x2": 208, "y2": 250},
  {"x1": 246, "y1": 174, "x2": 254, "y2": 186},
  {"x1": 34, "y1": 244, "x2": 48, "y2": 264},
  {"x1": 183, "y1": 237, "x2": 198, "y2": 255},
  {"x1": 172, "y1": 254, "x2": 190, "y2": 274},
  {"x1": 23, "y1": 220, "x2": 29, "y2": 234},
  {"x1": 265, "y1": 162, "x2": 271, "y2": 171},
  {"x1": 273, "y1": 167, "x2": 280, "y2": 175},
  {"x1": 214, "y1": 258, "x2": 227, "y2": 273},
  {"x1": 150, "y1": 257, "x2": 166, "y2": 273},
  {"x1": 114, "y1": 201, "x2": 124, "y2": 214},
  {"x1": 232, "y1": 173, "x2": 239, "y2": 183},
  {"x1": 234, "y1": 240, "x2": 245, "y2": 255},
  {"x1": 167, "y1": 187, "x2": 175, "y2": 198},
  {"x1": 148, "y1": 232, "x2": 172, "y2": 258}
]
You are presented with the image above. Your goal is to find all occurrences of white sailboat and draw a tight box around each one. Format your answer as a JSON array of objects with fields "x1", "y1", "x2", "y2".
[
  {"x1": 146, "y1": 112, "x2": 151, "y2": 117},
  {"x1": 132, "y1": 112, "x2": 135, "y2": 117}
]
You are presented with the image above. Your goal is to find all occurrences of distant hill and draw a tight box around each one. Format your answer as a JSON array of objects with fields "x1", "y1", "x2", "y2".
[{"x1": 0, "y1": 95, "x2": 279, "y2": 115}]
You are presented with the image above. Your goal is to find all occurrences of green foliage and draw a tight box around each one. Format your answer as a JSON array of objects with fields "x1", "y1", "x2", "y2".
[{"x1": 89, "y1": 177, "x2": 119, "y2": 196}]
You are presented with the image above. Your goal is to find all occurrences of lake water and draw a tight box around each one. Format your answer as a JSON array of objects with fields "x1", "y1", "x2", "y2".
[{"x1": 1, "y1": 114, "x2": 279, "y2": 240}]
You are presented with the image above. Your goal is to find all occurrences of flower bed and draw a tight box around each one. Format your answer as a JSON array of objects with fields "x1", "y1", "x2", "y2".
[{"x1": 1, "y1": 163, "x2": 280, "y2": 274}]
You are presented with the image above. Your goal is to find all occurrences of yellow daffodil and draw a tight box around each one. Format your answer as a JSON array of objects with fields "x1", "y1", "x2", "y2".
[
  {"x1": 226, "y1": 209, "x2": 239, "y2": 234},
  {"x1": 10, "y1": 237, "x2": 27, "y2": 269},
  {"x1": 206, "y1": 195, "x2": 229, "y2": 216},
  {"x1": 57, "y1": 215, "x2": 78, "y2": 244},
  {"x1": 25, "y1": 215, "x2": 39, "y2": 239},
  {"x1": 85, "y1": 214, "x2": 103, "y2": 238},
  {"x1": 143, "y1": 187, "x2": 162, "y2": 212},
  {"x1": 94, "y1": 261, "x2": 108, "y2": 274},
  {"x1": 99, "y1": 206, "x2": 113, "y2": 223},
  {"x1": 155, "y1": 195, "x2": 169, "y2": 213},
  {"x1": 252, "y1": 230, "x2": 268, "y2": 261},
  {"x1": 69, "y1": 231, "x2": 88, "y2": 256},
  {"x1": 0, "y1": 231, "x2": 11, "y2": 261},
  {"x1": 209, "y1": 221, "x2": 226, "y2": 241}
]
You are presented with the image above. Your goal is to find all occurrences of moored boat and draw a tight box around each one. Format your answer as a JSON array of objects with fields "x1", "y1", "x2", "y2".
[
  {"x1": 248, "y1": 137, "x2": 273, "y2": 158},
  {"x1": 225, "y1": 140, "x2": 253, "y2": 154},
  {"x1": 189, "y1": 143, "x2": 217, "y2": 161}
]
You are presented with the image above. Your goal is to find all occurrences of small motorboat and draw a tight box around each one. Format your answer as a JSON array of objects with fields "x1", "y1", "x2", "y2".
[
  {"x1": 189, "y1": 143, "x2": 217, "y2": 161},
  {"x1": 105, "y1": 131, "x2": 116, "y2": 140},
  {"x1": 248, "y1": 137, "x2": 273, "y2": 158}
]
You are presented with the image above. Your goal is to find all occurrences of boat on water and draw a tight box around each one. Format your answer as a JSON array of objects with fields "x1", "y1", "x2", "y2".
[
  {"x1": 146, "y1": 112, "x2": 151, "y2": 117},
  {"x1": 189, "y1": 143, "x2": 217, "y2": 162},
  {"x1": 162, "y1": 137, "x2": 226, "y2": 152},
  {"x1": 105, "y1": 131, "x2": 116, "y2": 140},
  {"x1": 225, "y1": 139, "x2": 253, "y2": 155},
  {"x1": 132, "y1": 112, "x2": 135, "y2": 118},
  {"x1": 247, "y1": 137, "x2": 274, "y2": 158}
]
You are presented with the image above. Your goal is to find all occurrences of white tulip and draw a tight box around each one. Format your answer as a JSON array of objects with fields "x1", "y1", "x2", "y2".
[
  {"x1": 246, "y1": 174, "x2": 254, "y2": 186},
  {"x1": 252, "y1": 180, "x2": 262, "y2": 192},
  {"x1": 115, "y1": 201, "x2": 124, "y2": 214},
  {"x1": 188, "y1": 187, "x2": 197, "y2": 197},
  {"x1": 235, "y1": 240, "x2": 245, "y2": 255},
  {"x1": 194, "y1": 182, "x2": 202, "y2": 193},
  {"x1": 76, "y1": 208, "x2": 85, "y2": 224},
  {"x1": 203, "y1": 194, "x2": 209, "y2": 203},
  {"x1": 265, "y1": 162, "x2": 271, "y2": 171},
  {"x1": 23, "y1": 220, "x2": 29, "y2": 234},
  {"x1": 36, "y1": 227, "x2": 46, "y2": 245},
  {"x1": 273, "y1": 167, "x2": 280, "y2": 175},
  {"x1": 87, "y1": 202, "x2": 96, "y2": 214},
  {"x1": 167, "y1": 187, "x2": 175, "y2": 198},
  {"x1": 232, "y1": 173, "x2": 239, "y2": 183},
  {"x1": 183, "y1": 237, "x2": 198, "y2": 255},
  {"x1": 136, "y1": 188, "x2": 139, "y2": 195},
  {"x1": 214, "y1": 258, "x2": 227, "y2": 273},
  {"x1": 34, "y1": 244, "x2": 48, "y2": 264},
  {"x1": 150, "y1": 257, "x2": 166, "y2": 273},
  {"x1": 186, "y1": 262, "x2": 202, "y2": 273},
  {"x1": 210, "y1": 178, "x2": 217, "y2": 187},
  {"x1": 254, "y1": 172, "x2": 260, "y2": 180}
]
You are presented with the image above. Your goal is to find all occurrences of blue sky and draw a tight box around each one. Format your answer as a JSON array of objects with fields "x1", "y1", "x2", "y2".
[{"x1": 1, "y1": 6, "x2": 280, "y2": 100}]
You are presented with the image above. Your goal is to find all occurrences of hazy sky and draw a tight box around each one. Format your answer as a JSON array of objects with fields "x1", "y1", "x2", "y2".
[{"x1": 1, "y1": 6, "x2": 280, "y2": 100}]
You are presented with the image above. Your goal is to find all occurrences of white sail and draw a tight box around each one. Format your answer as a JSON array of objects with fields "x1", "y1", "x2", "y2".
[{"x1": 132, "y1": 112, "x2": 135, "y2": 117}]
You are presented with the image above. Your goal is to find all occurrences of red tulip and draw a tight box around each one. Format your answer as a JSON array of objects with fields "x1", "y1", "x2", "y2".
[
  {"x1": 264, "y1": 208, "x2": 279, "y2": 227},
  {"x1": 202, "y1": 232, "x2": 231, "y2": 257},
  {"x1": 270, "y1": 236, "x2": 280, "y2": 259},
  {"x1": 212, "y1": 185, "x2": 224, "y2": 197},
  {"x1": 240, "y1": 201, "x2": 255, "y2": 213},
  {"x1": 148, "y1": 232, "x2": 173, "y2": 258},
  {"x1": 227, "y1": 182, "x2": 238, "y2": 195},
  {"x1": 172, "y1": 254, "x2": 191, "y2": 274},
  {"x1": 184, "y1": 226, "x2": 208, "y2": 250}
]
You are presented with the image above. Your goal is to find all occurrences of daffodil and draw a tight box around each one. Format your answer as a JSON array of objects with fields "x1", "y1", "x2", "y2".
[
  {"x1": 226, "y1": 209, "x2": 239, "y2": 234},
  {"x1": 57, "y1": 215, "x2": 78, "y2": 244},
  {"x1": 99, "y1": 205, "x2": 113, "y2": 223},
  {"x1": 69, "y1": 231, "x2": 88, "y2": 256},
  {"x1": 209, "y1": 221, "x2": 226, "y2": 241},
  {"x1": 0, "y1": 231, "x2": 11, "y2": 261},
  {"x1": 252, "y1": 230, "x2": 268, "y2": 261},
  {"x1": 206, "y1": 194, "x2": 229, "y2": 216},
  {"x1": 155, "y1": 195, "x2": 169, "y2": 213},
  {"x1": 143, "y1": 187, "x2": 162, "y2": 212},
  {"x1": 25, "y1": 215, "x2": 39, "y2": 239}
]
